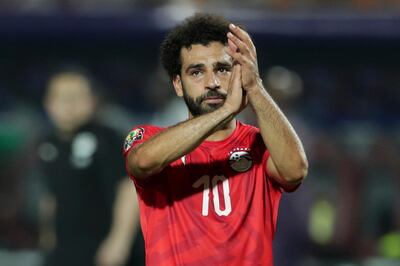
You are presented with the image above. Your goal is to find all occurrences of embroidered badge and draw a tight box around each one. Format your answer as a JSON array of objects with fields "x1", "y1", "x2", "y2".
[
  {"x1": 124, "y1": 127, "x2": 145, "y2": 152},
  {"x1": 229, "y1": 148, "x2": 252, "y2": 172}
]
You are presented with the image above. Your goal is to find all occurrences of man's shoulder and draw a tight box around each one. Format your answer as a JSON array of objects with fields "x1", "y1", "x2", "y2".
[
  {"x1": 130, "y1": 124, "x2": 164, "y2": 131},
  {"x1": 127, "y1": 124, "x2": 165, "y2": 137},
  {"x1": 237, "y1": 121, "x2": 261, "y2": 138},
  {"x1": 231, "y1": 121, "x2": 266, "y2": 153},
  {"x1": 123, "y1": 124, "x2": 166, "y2": 155}
]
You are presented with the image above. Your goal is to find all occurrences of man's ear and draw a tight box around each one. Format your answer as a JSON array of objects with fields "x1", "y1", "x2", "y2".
[{"x1": 172, "y1": 75, "x2": 183, "y2": 97}]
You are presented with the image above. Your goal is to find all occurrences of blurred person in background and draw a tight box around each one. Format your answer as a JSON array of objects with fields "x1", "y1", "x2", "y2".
[
  {"x1": 36, "y1": 67, "x2": 144, "y2": 266},
  {"x1": 124, "y1": 13, "x2": 308, "y2": 265}
]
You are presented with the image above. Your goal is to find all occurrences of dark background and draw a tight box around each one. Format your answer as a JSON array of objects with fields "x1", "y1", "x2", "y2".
[{"x1": 0, "y1": 1, "x2": 400, "y2": 265}]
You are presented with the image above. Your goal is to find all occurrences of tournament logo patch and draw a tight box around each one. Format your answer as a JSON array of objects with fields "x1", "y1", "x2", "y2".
[
  {"x1": 229, "y1": 148, "x2": 253, "y2": 172},
  {"x1": 124, "y1": 127, "x2": 145, "y2": 152}
]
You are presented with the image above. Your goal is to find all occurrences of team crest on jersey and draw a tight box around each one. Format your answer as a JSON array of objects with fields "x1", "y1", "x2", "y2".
[
  {"x1": 229, "y1": 148, "x2": 253, "y2": 172},
  {"x1": 124, "y1": 127, "x2": 144, "y2": 152}
]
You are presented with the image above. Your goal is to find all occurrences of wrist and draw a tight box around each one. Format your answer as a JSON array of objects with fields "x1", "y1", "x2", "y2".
[
  {"x1": 246, "y1": 78, "x2": 264, "y2": 97},
  {"x1": 219, "y1": 104, "x2": 237, "y2": 118}
]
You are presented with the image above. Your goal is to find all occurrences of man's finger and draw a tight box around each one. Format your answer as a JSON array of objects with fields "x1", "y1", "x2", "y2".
[
  {"x1": 225, "y1": 46, "x2": 246, "y2": 66},
  {"x1": 228, "y1": 64, "x2": 241, "y2": 94},
  {"x1": 227, "y1": 32, "x2": 250, "y2": 57},
  {"x1": 229, "y1": 23, "x2": 257, "y2": 57},
  {"x1": 228, "y1": 38, "x2": 238, "y2": 53},
  {"x1": 232, "y1": 64, "x2": 242, "y2": 90},
  {"x1": 227, "y1": 64, "x2": 238, "y2": 94}
]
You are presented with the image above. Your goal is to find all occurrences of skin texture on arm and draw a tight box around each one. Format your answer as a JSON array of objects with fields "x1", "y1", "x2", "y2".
[
  {"x1": 226, "y1": 23, "x2": 308, "y2": 187},
  {"x1": 95, "y1": 178, "x2": 140, "y2": 266},
  {"x1": 127, "y1": 64, "x2": 245, "y2": 180},
  {"x1": 248, "y1": 85, "x2": 308, "y2": 185}
]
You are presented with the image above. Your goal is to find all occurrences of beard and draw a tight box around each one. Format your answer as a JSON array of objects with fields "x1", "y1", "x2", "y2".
[{"x1": 182, "y1": 85, "x2": 227, "y2": 117}]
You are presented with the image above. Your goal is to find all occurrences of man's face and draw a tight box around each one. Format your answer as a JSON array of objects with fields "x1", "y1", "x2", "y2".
[
  {"x1": 45, "y1": 73, "x2": 95, "y2": 133},
  {"x1": 174, "y1": 41, "x2": 233, "y2": 117}
]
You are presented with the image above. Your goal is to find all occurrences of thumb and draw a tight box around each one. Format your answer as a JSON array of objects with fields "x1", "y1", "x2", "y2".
[
  {"x1": 228, "y1": 64, "x2": 241, "y2": 94},
  {"x1": 232, "y1": 64, "x2": 242, "y2": 93}
]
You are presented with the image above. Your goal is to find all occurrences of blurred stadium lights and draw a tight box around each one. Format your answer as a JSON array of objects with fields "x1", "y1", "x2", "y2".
[
  {"x1": 264, "y1": 66, "x2": 303, "y2": 99},
  {"x1": 0, "y1": 9, "x2": 400, "y2": 41}
]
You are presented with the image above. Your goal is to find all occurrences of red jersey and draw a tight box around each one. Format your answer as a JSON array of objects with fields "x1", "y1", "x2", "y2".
[{"x1": 124, "y1": 121, "x2": 287, "y2": 266}]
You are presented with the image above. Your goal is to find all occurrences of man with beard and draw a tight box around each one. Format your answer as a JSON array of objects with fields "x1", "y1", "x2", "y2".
[{"x1": 124, "y1": 13, "x2": 308, "y2": 266}]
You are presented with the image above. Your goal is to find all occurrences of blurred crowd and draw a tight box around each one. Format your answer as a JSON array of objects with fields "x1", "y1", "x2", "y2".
[{"x1": 0, "y1": 3, "x2": 400, "y2": 266}]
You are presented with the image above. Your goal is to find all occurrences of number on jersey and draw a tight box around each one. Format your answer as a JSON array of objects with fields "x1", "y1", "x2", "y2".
[{"x1": 192, "y1": 175, "x2": 232, "y2": 216}]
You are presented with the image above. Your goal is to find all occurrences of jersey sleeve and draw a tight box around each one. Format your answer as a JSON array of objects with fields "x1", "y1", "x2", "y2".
[
  {"x1": 122, "y1": 125, "x2": 163, "y2": 188},
  {"x1": 123, "y1": 126, "x2": 152, "y2": 156},
  {"x1": 253, "y1": 131, "x2": 301, "y2": 193}
]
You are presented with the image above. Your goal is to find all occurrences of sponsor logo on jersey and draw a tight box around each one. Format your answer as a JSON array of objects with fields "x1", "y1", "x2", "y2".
[
  {"x1": 124, "y1": 127, "x2": 145, "y2": 152},
  {"x1": 229, "y1": 148, "x2": 252, "y2": 172}
]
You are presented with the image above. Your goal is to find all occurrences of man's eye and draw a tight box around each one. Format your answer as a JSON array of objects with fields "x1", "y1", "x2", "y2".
[
  {"x1": 218, "y1": 67, "x2": 229, "y2": 73},
  {"x1": 191, "y1": 70, "x2": 201, "y2": 76}
]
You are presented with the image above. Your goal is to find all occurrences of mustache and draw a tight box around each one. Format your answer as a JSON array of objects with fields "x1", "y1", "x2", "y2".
[{"x1": 196, "y1": 91, "x2": 227, "y2": 104}]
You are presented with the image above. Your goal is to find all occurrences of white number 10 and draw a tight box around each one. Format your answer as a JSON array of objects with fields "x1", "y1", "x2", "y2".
[{"x1": 192, "y1": 175, "x2": 232, "y2": 216}]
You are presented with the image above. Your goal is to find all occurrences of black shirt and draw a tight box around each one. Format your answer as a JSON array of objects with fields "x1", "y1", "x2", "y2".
[{"x1": 38, "y1": 122, "x2": 126, "y2": 266}]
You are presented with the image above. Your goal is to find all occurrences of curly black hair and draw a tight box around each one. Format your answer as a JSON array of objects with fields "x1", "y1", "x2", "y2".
[{"x1": 160, "y1": 13, "x2": 230, "y2": 80}]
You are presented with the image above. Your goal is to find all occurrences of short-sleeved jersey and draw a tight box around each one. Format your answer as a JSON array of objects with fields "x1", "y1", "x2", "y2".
[{"x1": 124, "y1": 121, "x2": 284, "y2": 266}]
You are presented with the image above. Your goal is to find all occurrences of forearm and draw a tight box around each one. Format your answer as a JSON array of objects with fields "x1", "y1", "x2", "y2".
[
  {"x1": 225, "y1": 23, "x2": 307, "y2": 182},
  {"x1": 128, "y1": 106, "x2": 234, "y2": 179},
  {"x1": 107, "y1": 178, "x2": 139, "y2": 245},
  {"x1": 95, "y1": 179, "x2": 139, "y2": 266},
  {"x1": 247, "y1": 83, "x2": 308, "y2": 182}
]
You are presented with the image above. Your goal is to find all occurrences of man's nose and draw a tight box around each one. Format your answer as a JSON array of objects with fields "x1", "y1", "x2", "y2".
[{"x1": 205, "y1": 72, "x2": 220, "y2": 90}]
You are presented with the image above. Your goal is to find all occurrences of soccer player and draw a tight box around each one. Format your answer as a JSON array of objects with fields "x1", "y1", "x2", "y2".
[{"x1": 124, "y1": 13, "x2": 308, "y2": 265}]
